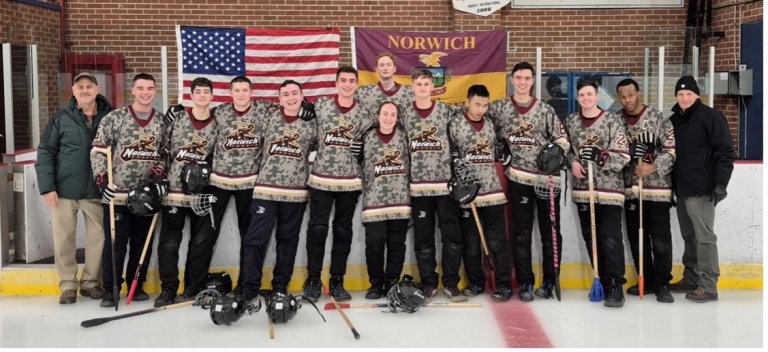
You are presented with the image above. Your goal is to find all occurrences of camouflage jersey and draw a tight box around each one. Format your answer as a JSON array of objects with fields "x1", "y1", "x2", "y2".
[
  {"x1": 565, "y1": 110, "x2": 630, "y2": 206},
  {"x1": 252, "y1": 108, "x2": 317, "y2": 203},
  {"x1": 360, "y1": 127, "x2": 411, "y2": 223},
  {"x1": 620, "y1": 105, "x2": 676, "y2": 202},
  {"x1": 490, "y1": 97, "x2": 570, "y2": 187},
  {"x1": 448, "y1": 111, "x2": 507, "y2": 209},
  {"x1": 356, "y1": 82, "x2": 415, "y2": 115},
  {"x1": 91, "y1": 105, "x2": 167, "y2": 205},
  {"x1": 307, "y1": 96, "x2": 372, "y2": 192},
  {"x1": 400, "y1": 100, "x2": 456, "y2": 197},
  {"x1": 160, "y1": 109, "x2": 217, "y2": 207},
  {"x1": 209, "y1": 101, "x2": 272, "y2": 190}
]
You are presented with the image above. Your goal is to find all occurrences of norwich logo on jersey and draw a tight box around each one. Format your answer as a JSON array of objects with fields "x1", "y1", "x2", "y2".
[
  {"x1": 175, "y1": 134, "x2": 209, "y2": 162},
  {"x1": 465, "y1": 136, "x2": 494, "y2": 164},
  {"x1": 507, "y1": 120, "x2": 537, "y2": 146},
  {"x1": 121, "y1": 131, "x2": 160, "y2": 161},
  {"x1": 410, "y1": 123, "x2": 442, "y2": 152},
  {"x1": 577, "y1": 131, "x2": 601, "y2": 149},
  {"x1": 268, "y1": 127, "x2": 303, "y2": 158},
  {"x1": 324, "y1": 117, "x2": 354, "y2": 147},
  {"x1": 373, "y1": 148, "x2": 406, "y2": 177},
  {"x1": 224, "y1": 121, "x2": 260, "y2": 150}
]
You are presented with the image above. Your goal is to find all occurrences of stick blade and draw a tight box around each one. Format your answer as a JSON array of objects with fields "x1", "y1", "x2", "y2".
[
  {"x1": 80, "y1": 317, "x2": 110, "y2": 328},
  {"x1": 588, "y1": 278, "x2": 604, "y2": 302},
  {"x1": 554, "y1": 269, "x2": 562, "y2": 301},
  {"x1": 639, "y1": 276, "x2": 645, "y2": 300},
  {"x1": 126, "y1": 280, "x2": 138, "y2": 305}
]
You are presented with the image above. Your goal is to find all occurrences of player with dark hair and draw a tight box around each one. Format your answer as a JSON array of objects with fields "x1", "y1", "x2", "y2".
[
  {"x1": 451, "y1": 85, "x2": 512, "y2": 302},
  {"x1": 90, "y1": 73, "x2": 168, "y2": 307},
  {"x1": 489, "y1": 62, "x2": 570, "y2": 302},
  {"x1": 566, "y1": 78, "x2": 631, "y2": 308},
  {"x1": 616, "y1": 78, "x2": 676, "y2": 303},
  {"x1": 153, "y1": 77, "x2": 218, "y2": 307},
  {"x1": 399, "y1": 68, "x2": 462, "y2": 301},
  {"x1": 303, "y1": 66, "x2": 371, "y2": 302},
  {"x1": 357, "y1": 52, "x2": 415, "y2": 113},
  {"x1": 240, "y1": 80, "x2": 317, "y2": 302}
]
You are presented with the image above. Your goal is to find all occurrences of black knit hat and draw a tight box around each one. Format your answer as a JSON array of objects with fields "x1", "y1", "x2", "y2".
[{"x1": 675, "y1": 75, "x2": 700, "y2": 96}]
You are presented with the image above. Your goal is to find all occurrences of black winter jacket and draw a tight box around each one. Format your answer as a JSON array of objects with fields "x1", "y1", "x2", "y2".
[
  {"x1": 670, "y1": 99, "x2": 735, "y2": 198},
  {"x1": 35, "y1": 94, "x2": 113, "y2": 199}
]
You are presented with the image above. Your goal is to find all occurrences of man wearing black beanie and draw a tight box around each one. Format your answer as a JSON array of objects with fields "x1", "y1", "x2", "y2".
[{"x1": 668, "y1": 75, "x2": 735, "y2": 303}]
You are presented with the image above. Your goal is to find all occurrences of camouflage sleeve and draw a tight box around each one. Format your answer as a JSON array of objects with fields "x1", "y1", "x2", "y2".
[
  {"x1": 653, "y1": 116, "x2": 676, "y2": 176},
  {"x1": 605, "y1": 117, "x2": 631, "y2": 172},
  {"x1": 90, "y1": 111, "x2": 115, "y2": 177},
  {"x1": 565, "y1": 116, "x2": 580, "y2": 165},
  {"x1": 546, "y1": 104, "x2": 570, "y2": 152},
  {"x1": 156, "y1": 116, "x2": 171, "y2": 172}
]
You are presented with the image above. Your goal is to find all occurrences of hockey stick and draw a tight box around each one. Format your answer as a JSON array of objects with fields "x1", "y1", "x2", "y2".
[
  {"x1": 105, "y1": 146, "x2": 120, "y2": 311},
  {"x1": 126, "y1": 212, "x2": 159, "y2": 304},
  {"x1": 323, "y1": 302, "x2": 481, "y2": 310},
  {"x1": 81, "y1": 300, "x2": 194, "y2": 328},
  {"x1": 638, "y1": 159, "x2": 645, "y2": 300},
  {"x1": 587, "y1": 161, "x2": 604, "y2": 302},
  {"x1": 268, "y1": 318, "x2": 275, "y2": 340},
  {"x1": 549, "y1": 175, "x2": 562, "y2": 301},
  {"x1": 322, "y1": 282, "x2": 360, "y2": 339},
  {"x1": 470, "y1": 202, "x2": 496, "y2": 290}
]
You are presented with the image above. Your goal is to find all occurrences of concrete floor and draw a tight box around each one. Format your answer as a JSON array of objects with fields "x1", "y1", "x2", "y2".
[{"x1": 0, "y1": 289, "x2": 762, "y2": 348}]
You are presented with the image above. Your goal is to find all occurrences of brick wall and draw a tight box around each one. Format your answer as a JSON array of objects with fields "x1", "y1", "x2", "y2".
[
  {"x1": 10, "y1": 0, "x2": 761, "y2": 155},
  {"x1": 1, "y1": 0, "x2": 61, "y2": 145}
]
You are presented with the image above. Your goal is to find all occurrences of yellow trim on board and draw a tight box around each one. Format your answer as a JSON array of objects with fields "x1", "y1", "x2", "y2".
[{"x1": 0, "y1": 263, "x2": 761, "y2": 296}]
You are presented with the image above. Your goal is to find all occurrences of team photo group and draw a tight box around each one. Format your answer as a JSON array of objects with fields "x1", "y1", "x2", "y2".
[{"x1": 37, "y1": 49, "x2": 735, "y2": 318}]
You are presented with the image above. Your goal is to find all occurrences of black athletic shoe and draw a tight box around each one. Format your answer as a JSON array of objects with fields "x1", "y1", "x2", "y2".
[
  {"x1": 655, "y1": 285, "x2": 675, "y2": 303},
  {"x1": 519, "y1": 283, "x2": 534, "y2": 302},
  {"x1": 626, "y1": 284, "x2": 655, "y2": 296},
  {"x1": 383, "y1": 278, "x2": 399, "y2": 295},
  {"x1": 174, "y1": 285, "x2": 202, "y2": 303},
  {"x1": 534, "y1": 282, "x2": 555, "y2": 299},
  {"x1": 302, "y1": 278, "x2": 322, "y2": 302},
  {"x1": 329, "y1": 277, "x2": 352, "y2": 302},
  {"x1": 492, "y1": 286, "x2": 513, "y2": 302},
  {"x1": 100, "y1": 290, "x2": 118, "y2": 308},
  {"x1": 422, "y1": 286, "x2": 438, "y2": 302},
  {"x1": 443, "y1": 286, "x2": 468, "y2": 302},
  {"x1": 604, "y1": 281, "x2": 625, "y2": 308},
  {"x1": 154, "y1": 289, "x2": 177, "y2": 307},
  {"x1": 365, "y1": 284, "x2": 384, "y2": 300},
  {"x1": 685, "y1": 288, "x2": 718, "y2": 303},
  {"x1": 132, "y1": 287, "x2": 149, "y2": 301},
  {"x1": 669, "y1": 280, "x2": 698, "y2": 294},
  {"x1": 462, "y1": 283, "x2": 485, "y2": 297}
]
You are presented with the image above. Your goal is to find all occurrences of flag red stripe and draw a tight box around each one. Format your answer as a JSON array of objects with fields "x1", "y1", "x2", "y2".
[
  {"x1": 250, "y1": 81, "x2": 336, "y2": 90},
  {"x1": 244, "y1": 55, "x2": 339, "y2": 64},
  {"x1": 246, "y1": 28, "x2": 340, "y2": 37},
  {"x1": 246, "y1": 68, "x2": 338, "y2": 77},
  {"x1": 246, "y1": 42, "x2": 339, "y2": 51}
]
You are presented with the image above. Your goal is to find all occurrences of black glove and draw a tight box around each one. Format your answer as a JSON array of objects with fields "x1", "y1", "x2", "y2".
[
  {"x1": 630, "y1": 142, "x2": 649, "y2": 160},
  {"x1": 150, "y1": 165, "x2": 169, "y2": 198},
  {"x1": 711, "y1": 185, "x2": 727, "y2": 206},
  {"x1": 495, "y1": 140, "x2": 512, "y2": 166},
  {"x1": 638, "y1": 131, "x2": 656, "y2": 146},
  {"x1": 101, "y1": 184, "x2": 116, "y2": 203},
  {"x1": 298, "y1": 99, "x2": 316, "y2": 121},
  {"x1": 580, "y1": 146, "x2": 606, "y2": 167},
  {"x1": 350, "y1": 140, "x2": 364, "y2": 162},
  {"x1": 163, "y1": 104, "x2": 185, "y2": 125}
]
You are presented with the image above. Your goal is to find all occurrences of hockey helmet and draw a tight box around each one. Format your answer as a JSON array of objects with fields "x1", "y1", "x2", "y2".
[
  {"x1": 536, "y1": 142, "x2": 565, "y2": 175},
  {"x1": 180, "y1": 161, "x2": 211, "y2": 194},
  {"x1": 209, "y1": 294, "x2": 247, "y2": 326},
  {"x1": 126, "y1": 183, "x2": 162, "y2": 216},
  {"x1": 205, "y1": 272, "x2": 233, "y2": 295},
  {"x1": 386, "y1": 275, "x2": 426, "y2": 313},
  {"x1": 266, "y1": 292, "x2": 302, "y2": 324},
  {"x1": 448, "y1": 158, "x2": 480, "y2": 205}
]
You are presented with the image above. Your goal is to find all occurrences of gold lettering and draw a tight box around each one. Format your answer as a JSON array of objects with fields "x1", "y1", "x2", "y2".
[
  {"x1": 414, "y1": 37, "x2": 426, "y2": 50},
  {"x1": 464, "y1": 36, "x2": 476, "y2": 49},
  {"x1": 388, "y1": 35, "x2": 399, "y2": 48},
  {"x1": 427, "y1": 37, "x2": 443, "y2": 50},
  {"x1": 400, "y1": 36, "x2": 413, "y2": 49},
  {"x1": 450, "y1": 37, "x2": 462, "y2": 50}
]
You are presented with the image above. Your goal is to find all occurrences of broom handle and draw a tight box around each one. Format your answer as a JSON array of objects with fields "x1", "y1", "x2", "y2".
[{"x1": 587, "y1": 161, "x2": 598, "y2": 277}]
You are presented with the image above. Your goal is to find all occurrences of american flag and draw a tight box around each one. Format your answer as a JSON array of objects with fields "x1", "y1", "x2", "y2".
[{"x1": 177, "y1": 26, "x2": 340, "y2": 105}]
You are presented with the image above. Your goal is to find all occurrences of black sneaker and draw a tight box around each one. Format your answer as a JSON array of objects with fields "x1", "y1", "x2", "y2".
[
  {"x1": 302, "y1": 278, "x2": 322, "y2": 302},
  {"x1": 132, "y1": 287, "x2": 149, "y2": 301},
  {"x1": 626, "y1": 284, "x2": 655, "y2": 296},
  {"x1": 329, "y1": 277, "x2": 352, "y2": 302},
  {"x1": 519, "y1": 283, "x2": 534, "y2": 302},
  {"x1": 422, "y1": 286, "x2": 437, "y2": 302},
  {"x1": 655, "y1": 284, "x2": 675, "y2": 303},
  {"x1": 492, "y1": 286, "x2": 513, "y2": 302},
  {"x1": 669, "y1": 280, "x2": 698, "y2": 293},
  {"x1": 534, "y1": 282, "x2": 555, "y2": 299},
  {"x1": 443, "y1": 286, "x2": 468, "y2": 302},
  {"x1": 174, "y1": 285, "x2": 202, "y2": 304},
  {"x1": 685, "y1": 288, "x2": 718, "y2": 303},
  {"x1": 462, "y1": 283, "x2": 485, "y2": 297},
  {"x1": 154, "y1": 289, "x2": 177, "y2": 307},
  {"x1": 100, "y1": 290, "x2": 118, "y2": 308},
  {"x1": 365, "y1": 284, "x2": 384, "y2": 300},
  {"x1": 604, "y1": 281, "x2": 625, "y2": 308}
]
